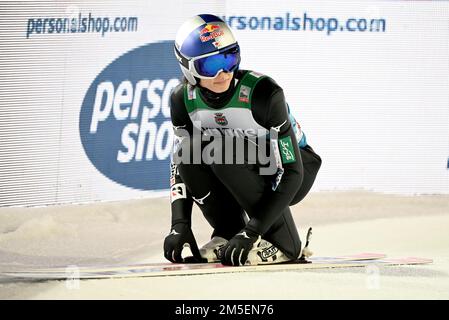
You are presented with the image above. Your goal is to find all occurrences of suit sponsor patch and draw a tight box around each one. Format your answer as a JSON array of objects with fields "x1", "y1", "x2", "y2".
[
  {"x1": 279, "y1": 136, "x2": 296, "y2": 164},
  {"x1": 170, "y1": 183, "x2": 187, "y2": 202}
]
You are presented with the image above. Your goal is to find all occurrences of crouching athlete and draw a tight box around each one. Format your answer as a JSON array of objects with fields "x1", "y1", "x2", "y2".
[{"x1": 164, "y1": 14, "x2": 322, "y2": 266}]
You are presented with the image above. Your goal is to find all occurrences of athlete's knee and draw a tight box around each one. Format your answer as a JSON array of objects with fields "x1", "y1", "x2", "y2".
[
  {"x1": 298, "y1": 148, "x2": 321, "y2": 183},
  {"x1": 304, "y1": 146, "x2": 322, "y2": 169}
]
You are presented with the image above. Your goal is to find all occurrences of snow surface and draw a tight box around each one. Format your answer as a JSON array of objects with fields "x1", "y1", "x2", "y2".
[{"x1": 0, "y1": 191, "x2": 448, "y2": 299}]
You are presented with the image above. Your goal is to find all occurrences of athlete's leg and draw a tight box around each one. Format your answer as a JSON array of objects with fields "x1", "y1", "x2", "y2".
[
  {"x1": 178, "y1": 162, "x2": 246, "y2": 240},
  {"x1": 175, "y1": 135, "x2": 245, "y2": 240},
  {"x1": 210, "y1": 162, "x2": 302, "y2": 260}
]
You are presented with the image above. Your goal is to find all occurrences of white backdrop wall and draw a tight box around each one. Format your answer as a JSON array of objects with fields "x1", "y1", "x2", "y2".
[{"x1": 0, "y1": 0, "x2": 448, "y2": 207}]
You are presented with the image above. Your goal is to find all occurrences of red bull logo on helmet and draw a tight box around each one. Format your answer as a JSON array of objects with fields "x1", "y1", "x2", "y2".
[{"x1": 199, "y1": 24, "x2": 224, "y2": 42}]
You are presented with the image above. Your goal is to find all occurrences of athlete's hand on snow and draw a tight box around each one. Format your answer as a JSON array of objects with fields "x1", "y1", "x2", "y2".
[
  {"x1": 163, "y1": 223, "x2": 202, "y2": 263},
  {"x1": 221, "y1": 229, "x2": 262, "y2": 266}
]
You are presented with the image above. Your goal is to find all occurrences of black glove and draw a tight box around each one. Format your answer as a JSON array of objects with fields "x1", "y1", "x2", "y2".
[
  {"x1": 163, "y1": 223, "x2": 202, "y2": 263},
  {"x1": 221, "y1": 228, "x2": 262, "y2": 266}
]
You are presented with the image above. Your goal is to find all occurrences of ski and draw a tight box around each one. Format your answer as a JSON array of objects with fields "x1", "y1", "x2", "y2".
[
  {"x1": 0, "y1": 252, "x2": 386, "y2": 274},
  {"x1": 0, "y1": 254, "x2": 432, "y2": 281}
]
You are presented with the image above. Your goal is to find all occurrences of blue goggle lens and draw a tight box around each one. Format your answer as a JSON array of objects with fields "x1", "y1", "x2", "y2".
[{"x1": 194, "y1": 48, "x2": 240, "y2": 77}]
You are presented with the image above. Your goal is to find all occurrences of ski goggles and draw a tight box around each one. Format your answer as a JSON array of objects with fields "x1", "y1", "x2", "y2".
[{"x1": 176, "y1": 44, "x2": 241, "y2": 79}]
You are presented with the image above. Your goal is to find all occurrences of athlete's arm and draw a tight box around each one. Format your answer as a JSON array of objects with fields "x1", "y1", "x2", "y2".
[
  {"x1": 246, "y1": 78, "x2": 304, "y2": 235},
  {"x1": 164, "y1": 84, "x2": 203, "y2": 263},
  {"x1": 169, "y1": 83, "x2": 194, "y2": 226}
]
